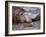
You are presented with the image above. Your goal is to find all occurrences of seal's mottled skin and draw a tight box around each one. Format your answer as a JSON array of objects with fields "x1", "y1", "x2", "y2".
[{"x1": 12, "y1": 7, "x2": 33, "y2": 27}]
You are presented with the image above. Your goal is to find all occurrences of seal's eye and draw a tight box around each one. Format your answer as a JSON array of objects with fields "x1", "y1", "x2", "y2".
[
  {"x1": 20, "y1": 12, "x2": 23, "y2": 15},
  {"x1": 21, "y1": 14, "x2": 23, "y2": 15}
]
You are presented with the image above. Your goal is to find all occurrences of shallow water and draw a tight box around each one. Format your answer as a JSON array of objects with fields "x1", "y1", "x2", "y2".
[{"x1": 12, "y1": 20, "x2": 40, "y2": 30}]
